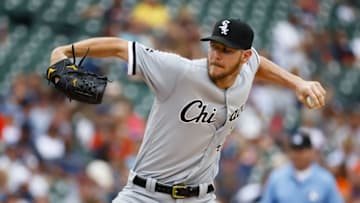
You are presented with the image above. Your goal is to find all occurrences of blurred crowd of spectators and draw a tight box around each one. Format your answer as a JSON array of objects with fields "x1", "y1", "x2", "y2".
[{"x1": 0, "y1": 0, "x2": 359, "y2": 203}]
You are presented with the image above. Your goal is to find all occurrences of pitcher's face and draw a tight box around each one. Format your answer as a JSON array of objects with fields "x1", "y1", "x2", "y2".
[{"x1": 208, "y1": 41, "x2": 251, "y2": 81}]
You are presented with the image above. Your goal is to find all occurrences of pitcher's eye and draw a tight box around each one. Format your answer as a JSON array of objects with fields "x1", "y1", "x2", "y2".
[
  {"x1": 222, "y1": 48, "x2": 232, "y2": 54},
  {"x1": 210, "y1": 44, "x2": 218, "y2": 50}
]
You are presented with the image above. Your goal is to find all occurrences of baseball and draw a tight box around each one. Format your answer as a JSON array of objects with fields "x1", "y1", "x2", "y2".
[{"x1": 306, "y1": 96, "x2": 314, "y2": 107}]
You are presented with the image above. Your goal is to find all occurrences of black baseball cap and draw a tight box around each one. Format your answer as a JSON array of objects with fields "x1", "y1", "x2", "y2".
[
  {"x1": 201, "y1": 18, "x2": 254, "y2": 50},
  {"x1": 289, "y1": 131, "x2": 313, "y2": 150}
]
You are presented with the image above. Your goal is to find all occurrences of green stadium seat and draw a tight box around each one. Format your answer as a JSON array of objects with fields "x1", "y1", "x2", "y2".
[
  {"x1": 84, "y1": 19, "x2": 103, "y2": 35},
  {"x1": 123, "y1": 83, "x2": 140, "y2": 101},
  {"x1": 4, "y1": 0, "x2": 24, "y2": 12},
  {"x1": 26, "y1": 0, "x2": 46, "y2": 13}
]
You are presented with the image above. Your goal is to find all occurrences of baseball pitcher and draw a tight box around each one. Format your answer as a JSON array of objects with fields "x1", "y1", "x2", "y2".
[{"x1": 48, "y1": 19, "x2": 326, "y2": 203}]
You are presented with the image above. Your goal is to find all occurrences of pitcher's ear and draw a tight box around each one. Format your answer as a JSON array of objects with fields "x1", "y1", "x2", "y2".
[{"x1": 241, "y1": 49, "x2": 252, "y2": 63}]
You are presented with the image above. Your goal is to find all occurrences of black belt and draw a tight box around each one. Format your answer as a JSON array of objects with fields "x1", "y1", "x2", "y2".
[{"x1": 133, "y1": 175, "x2": 215, "y2": 199}]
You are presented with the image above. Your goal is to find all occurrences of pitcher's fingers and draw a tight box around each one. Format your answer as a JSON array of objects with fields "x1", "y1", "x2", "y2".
[
  {"x1": 312, "y1": 87, "x2": 325, "y2": 107},
  {"x1": 307, "y1": 92, "x2": 320, "y2": 109},
  {"x1": 315, "y1": 82, "x2": 326, "y2": 98}
]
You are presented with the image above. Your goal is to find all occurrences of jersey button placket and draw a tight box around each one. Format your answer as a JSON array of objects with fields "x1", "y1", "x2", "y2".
[{"x1": 224, "y1": 89, "x2": 230, "y2": 127}]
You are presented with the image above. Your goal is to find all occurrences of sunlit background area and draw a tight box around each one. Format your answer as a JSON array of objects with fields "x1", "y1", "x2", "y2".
[{"x1": 0, "y1": 0, "x2": 359, "y2": 202}]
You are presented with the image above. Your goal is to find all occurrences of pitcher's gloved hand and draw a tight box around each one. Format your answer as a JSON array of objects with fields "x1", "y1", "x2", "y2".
[{"x1": 46, "y1": 45, "x2": 108, "y2": 104}]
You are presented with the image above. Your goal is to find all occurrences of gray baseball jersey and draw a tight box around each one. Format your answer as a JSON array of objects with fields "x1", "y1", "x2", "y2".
[{"x1": 127, "y1": 41, "x2": 260, "y2": 186}]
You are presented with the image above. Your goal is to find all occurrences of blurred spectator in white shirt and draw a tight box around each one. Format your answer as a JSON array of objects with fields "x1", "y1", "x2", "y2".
[{"x1": 34, "y1": 124, "x2": 65, "y2": 161}]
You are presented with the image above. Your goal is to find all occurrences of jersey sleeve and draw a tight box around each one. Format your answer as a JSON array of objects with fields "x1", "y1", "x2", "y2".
[
  {"x1": 248, "y1": 47, "x2": 261, "y2": 74},
  {"x1": 127, "y1": 41, "x2": 190, "y2": 101}
]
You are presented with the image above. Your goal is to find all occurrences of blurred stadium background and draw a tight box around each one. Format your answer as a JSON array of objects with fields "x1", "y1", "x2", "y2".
[{"x1": 0, "y1": 0, "x2": 359, "y2": 202}]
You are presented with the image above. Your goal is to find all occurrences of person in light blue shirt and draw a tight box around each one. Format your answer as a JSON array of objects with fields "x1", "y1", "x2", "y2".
[{"x1": 261, "y1": 131, "x2": 343, "y2": 203}]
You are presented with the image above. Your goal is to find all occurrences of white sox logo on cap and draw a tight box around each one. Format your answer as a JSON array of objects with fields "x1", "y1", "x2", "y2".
[
  {"x1": 201, "y1": 18, "x2": 254, "y2": 49},
  {"x1": 218, "y1": 20, "x2": 230, "y2": 35}
]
